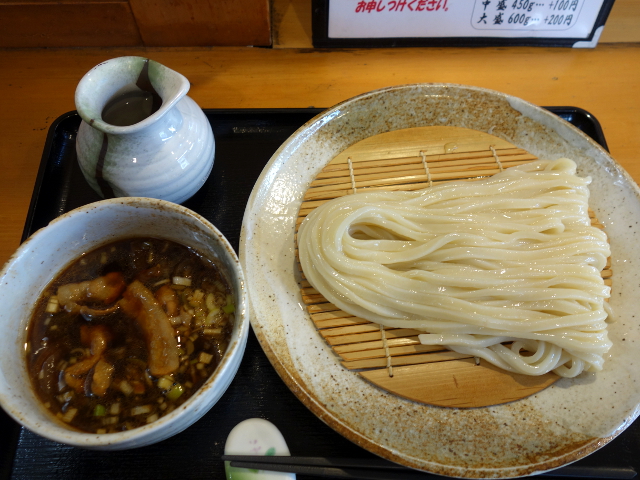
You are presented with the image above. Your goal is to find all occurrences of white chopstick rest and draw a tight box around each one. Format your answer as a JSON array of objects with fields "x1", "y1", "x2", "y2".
[{"x1": 224, "y1": 418, "x2": 295, "y2": 479}]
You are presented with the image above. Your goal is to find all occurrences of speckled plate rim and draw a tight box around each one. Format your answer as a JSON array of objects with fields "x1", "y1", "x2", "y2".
[{"x1": 239, "y1": 83, "x2": 640, "y2": 478}]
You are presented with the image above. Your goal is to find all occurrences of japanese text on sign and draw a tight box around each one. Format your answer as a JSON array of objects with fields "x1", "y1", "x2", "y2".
[
  {"x1": 327, "y1": 0, "x2": 606, "y2": 40},
  {"x1": 354, "y1": 0, "x2": 449, "y2": 13},
  {"x1": 472, "y1": 0, "x2": 585, "y2": 31}
]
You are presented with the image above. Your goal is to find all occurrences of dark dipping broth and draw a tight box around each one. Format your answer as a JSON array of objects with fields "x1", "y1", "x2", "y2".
[{"x1": 26, "y1": 237, "x2": 235, "y2": 434}]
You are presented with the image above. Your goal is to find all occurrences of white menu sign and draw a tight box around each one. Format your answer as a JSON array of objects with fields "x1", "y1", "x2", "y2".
[{"x1": 327, "y1": 0, "x2": 609, "y2": 45}]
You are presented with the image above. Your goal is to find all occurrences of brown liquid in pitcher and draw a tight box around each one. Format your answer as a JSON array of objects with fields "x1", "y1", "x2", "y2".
[{"x1": 101, "y1": 90, "x2": 161, "y2": 127}]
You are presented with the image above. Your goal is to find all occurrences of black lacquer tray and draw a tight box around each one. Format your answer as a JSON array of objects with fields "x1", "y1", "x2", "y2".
[{"x1": 2, "y1": 108, "x2": 637, "y2": 480}]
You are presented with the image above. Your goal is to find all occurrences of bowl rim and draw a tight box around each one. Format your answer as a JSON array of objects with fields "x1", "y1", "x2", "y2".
[{"x1": 0, "y1": 197, "x2": 249, "y2": 448}]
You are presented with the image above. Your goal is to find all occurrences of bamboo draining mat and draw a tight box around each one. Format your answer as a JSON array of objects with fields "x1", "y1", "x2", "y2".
[{"x1": 296, "y1": 126, "x2": 612, "y2": 408}]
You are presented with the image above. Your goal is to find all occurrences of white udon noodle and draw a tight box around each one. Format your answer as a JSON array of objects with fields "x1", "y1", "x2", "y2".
[{"x1": 298, "y1": 158, "x2": 612, "y2": 378}]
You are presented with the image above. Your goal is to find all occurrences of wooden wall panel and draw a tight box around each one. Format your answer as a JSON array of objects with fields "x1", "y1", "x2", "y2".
[
  {"x1": 600, "y1": 0, "x2": 640, "y2": 43},
  {"x1": 272, "y1": 0, "x2": 311, "y2": 48},
  {"x1": 0, "y1": 1, "x2": 142, "y2": 48},
  {"x1": 128, "y1": 0, "x2": 271, "y2": 47}
]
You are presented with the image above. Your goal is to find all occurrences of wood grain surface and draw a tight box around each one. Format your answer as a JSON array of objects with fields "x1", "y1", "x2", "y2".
[
  {"x1": 0, "y1": 43, "x2": 639, "y2": 268},
  {"x1": 128, "y1": 0, "x2": 271, "y2": 47},
  {"x1": 0, "y1": 0, "x2": 271, "y2": 48}
]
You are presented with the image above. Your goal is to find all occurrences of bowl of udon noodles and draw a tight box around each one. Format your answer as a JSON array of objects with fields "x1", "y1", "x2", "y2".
[
  {"x1": 0, "y1": 197, "x2": 249, "y2": 450},
  {"x1": 240, "y1": 83, "x2": 640, "y2": 477}
]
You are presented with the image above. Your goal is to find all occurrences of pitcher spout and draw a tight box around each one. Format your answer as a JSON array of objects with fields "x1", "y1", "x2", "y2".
[{"x1": 75, "y1": 56, "x2": 190, "y2": 134}]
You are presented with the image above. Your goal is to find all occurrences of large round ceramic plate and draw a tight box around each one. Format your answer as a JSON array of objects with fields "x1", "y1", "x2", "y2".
[{"x1": 239, "y1": 84, "x2": 640, "y2": 478}]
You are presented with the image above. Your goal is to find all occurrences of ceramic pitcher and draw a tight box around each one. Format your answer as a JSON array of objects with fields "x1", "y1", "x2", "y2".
[{"x1": 75, "y1": 56, "x2": 214, "y2": 204}]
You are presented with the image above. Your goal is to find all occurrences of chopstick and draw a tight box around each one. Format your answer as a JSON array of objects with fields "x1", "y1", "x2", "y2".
[{"x1": 221, "y1": 455, "x2": 637, "y2": 479}]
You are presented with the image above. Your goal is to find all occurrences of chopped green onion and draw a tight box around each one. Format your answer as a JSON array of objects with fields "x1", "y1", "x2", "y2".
[
  {"x1": 205, "y1": 293, "x2": 216, "y2": 312},
  {"x1": 205, "y1": 309, "x2": 221, "y2": 326},
  {"x1": 157, "y1": 376, "x2": 173, "y2": 391},
  {"x1": 93, "y1": 404, "x2": 106, "y2": 416},
  {"x1": 45, "y1": 296, "x2": 60, "y2": 313},
  {"x1": 198, "y1": 352, "x2": 214, "y2": 364},
  {"x1": 102, "y1": 416, "x2": 119, "y2": 425},
  {"x1": 194, "y1": 310, "x2": 206, "y2": 327},
  {"x1": 192, "y1": 289, "x2": 205, "y2": 302},
  {"x1": 119, "y1": 380, "x2": 134, "y2": 396},
  {"x1": 131, "y1": 405, "x2": 152, "y2": 416},
  {"x1": 56, "y1": 391, "x2": 74, "y2": 404},
  {"x1": 223, "y1": 303, "x2": 235, "y2": 314},
  {"x1": 165, "y1": 383, "x2": 184, "y2": 401},
  {"x1": 146, "y1": 413, "x2": 159, "y2": 424},
  {"x1": 62, "y1": 407, "x2": 78, "y2": 423},
  {"x1": 173, "y1": 276, "x2": 192, "y2": 286}
]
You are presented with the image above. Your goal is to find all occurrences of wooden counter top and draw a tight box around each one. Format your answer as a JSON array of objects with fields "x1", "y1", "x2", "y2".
[{"x1": 0, "y1": 43, "x2": 639, "y2": 266}]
